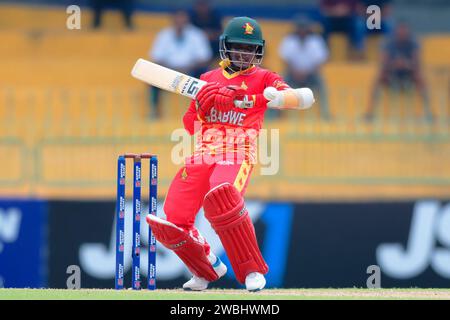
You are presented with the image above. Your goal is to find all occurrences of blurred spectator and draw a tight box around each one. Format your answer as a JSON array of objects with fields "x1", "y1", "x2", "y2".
[
  {"x1": 319, "y1": 0, "x2": 365, "y2": 59},
  {"x1": 90, "y1": 0, "x2": 134, "y2": 30},
  {"x1": 365, "y1": 22, "x2": 434, "y2": 122},
  {"x1": 189, "y1": 0, "x2": 223, "y2": 61},
  {"x1": 149, "y1": 10, "x2": 212, "y2": 119},
  {"x1": 277, "y1": 15, "x2": 331, "y2": 120}
]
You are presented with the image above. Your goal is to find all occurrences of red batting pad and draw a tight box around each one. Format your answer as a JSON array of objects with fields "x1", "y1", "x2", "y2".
[
  {"x1": 146, "y1": 215, "x2": 218, "y2": 281},
  {"x1": 204, "y1": 183, "x2": 268, "y2": 284}
]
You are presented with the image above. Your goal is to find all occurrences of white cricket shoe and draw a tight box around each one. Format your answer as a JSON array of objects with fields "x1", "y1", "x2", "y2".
[
  {"x1": 245, "y1": 272, "x2": 266, "y2": 292},
  {"x1": 182, "y1": 275, "x2": 210, "y2": 291},
  {"x1": 183, "y1": 255, "x2": 227, "y2": 291}
]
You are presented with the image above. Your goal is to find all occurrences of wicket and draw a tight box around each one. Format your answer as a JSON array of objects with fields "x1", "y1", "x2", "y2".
[{"x1": 115, "y1": 153, "x2": 158, "y2": 290}]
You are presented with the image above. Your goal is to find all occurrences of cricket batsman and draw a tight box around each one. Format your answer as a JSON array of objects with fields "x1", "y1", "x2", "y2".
[{"x1": 146, "y1": 16, "x2": 314, "y2": 291}]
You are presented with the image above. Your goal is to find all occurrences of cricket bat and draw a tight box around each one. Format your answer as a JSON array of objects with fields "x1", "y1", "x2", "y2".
[
  {"x1": 131, "y1": 58, "x2": 314, "y2": 110},
  {"x1": 131, "y1": 58, "x2": 249, "y2": 108},
  {"x1": 131, "y1": 58, "x2": 207, "y2": 100}
]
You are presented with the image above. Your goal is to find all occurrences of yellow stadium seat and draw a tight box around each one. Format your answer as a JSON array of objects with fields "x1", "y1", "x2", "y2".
[
  {"x1": 423, "y1": 36, "x2": 450, "y2": 66},
  {"x1": 1, "y1": 5, "x2": 450, "y2": 200}
]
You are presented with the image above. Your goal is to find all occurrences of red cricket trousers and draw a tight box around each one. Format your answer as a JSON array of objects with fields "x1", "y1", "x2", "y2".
[{"x1": 163, "y1": 153, "x2": 253, "y2": 255}]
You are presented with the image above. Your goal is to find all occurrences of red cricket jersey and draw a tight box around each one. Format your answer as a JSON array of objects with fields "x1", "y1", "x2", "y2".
[{"x1": 183, "y1": 66, "x2": 289, "y2": 163}]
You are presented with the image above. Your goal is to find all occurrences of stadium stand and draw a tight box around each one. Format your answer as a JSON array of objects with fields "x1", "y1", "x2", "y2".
[{"x1": 0, "y1": 4, "x2": 449, "y2": 200}]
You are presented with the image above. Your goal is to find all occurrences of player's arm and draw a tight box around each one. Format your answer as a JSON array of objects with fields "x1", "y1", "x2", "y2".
[
  {"x1": 264, "y1": 86, "x2": 315, "y2": 110},
  {"x1": 262, "y1": 73, "x2": 315, "y2": 110}
]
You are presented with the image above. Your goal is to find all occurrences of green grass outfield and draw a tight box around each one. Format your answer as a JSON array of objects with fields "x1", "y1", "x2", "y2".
[{"x1": 0, "y1": 288, "x2": 449, "y2": 300}]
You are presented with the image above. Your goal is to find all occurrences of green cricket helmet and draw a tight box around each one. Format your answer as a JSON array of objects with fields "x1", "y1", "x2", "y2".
[{"x1": 219, "y1": 17, "x2": 265, "y2": 69}]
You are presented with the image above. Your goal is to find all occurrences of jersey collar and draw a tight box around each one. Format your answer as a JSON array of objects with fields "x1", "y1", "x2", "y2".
[{"x1": 221, "y1": 65, "x2": 256, "y2": 79}]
